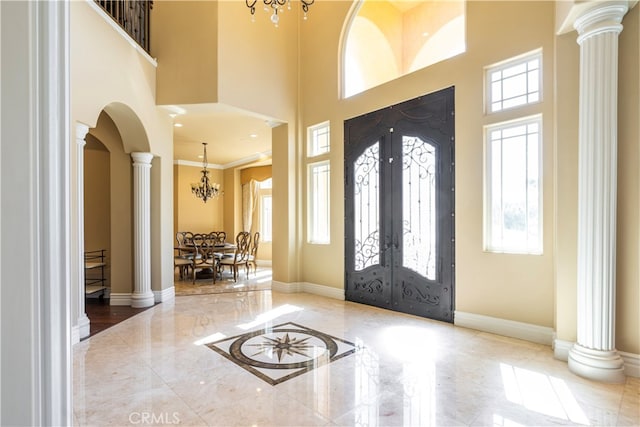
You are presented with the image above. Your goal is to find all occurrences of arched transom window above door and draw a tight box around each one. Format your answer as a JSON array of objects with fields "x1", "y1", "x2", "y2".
[{"x1": 342, "y1": 0, "x2": 466, "y2": 98}]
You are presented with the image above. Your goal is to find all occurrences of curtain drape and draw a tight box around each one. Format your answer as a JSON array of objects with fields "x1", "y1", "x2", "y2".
[{"x1": 242, "y1": 179, "x2": 259, "y2": 232}]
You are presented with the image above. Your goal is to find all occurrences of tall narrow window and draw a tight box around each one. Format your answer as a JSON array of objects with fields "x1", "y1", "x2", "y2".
[
  {"x1": 485, "y1": 116, "x2": 542, "y2": 254},
  {"x1": 308, "y1": 121, "x2": 330, "y2": 157},
  {"x1": 486, "y1": 50, "x2": 541, "y2": 113},
  {"x1": 308, "y1": 161, "x2": 330, "y2": 244}
]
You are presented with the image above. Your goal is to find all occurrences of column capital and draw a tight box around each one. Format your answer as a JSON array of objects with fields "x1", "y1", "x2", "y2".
[
  {"x1": 75, "y1": 122, "x2": 89, "y2": 145},
  {"x1": 131, "y1": 152, "x2": 153, "y2": 166},
  {"x1": 574, "y1": 1, "x2": 629, "y2": 42}
]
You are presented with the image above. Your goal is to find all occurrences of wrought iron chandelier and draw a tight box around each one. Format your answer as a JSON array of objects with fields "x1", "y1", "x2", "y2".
[
  {"x1": 245, "y1": 0, "x2": 314, "y2": 27},
  {"x1": 191, "y1": 143, "x2": 221, "y2": 203}
]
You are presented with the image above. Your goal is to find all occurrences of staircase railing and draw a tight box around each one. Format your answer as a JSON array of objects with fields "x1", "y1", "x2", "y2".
[{"x1": 95, "y1": 0, "x2": 152, "y2": 53}]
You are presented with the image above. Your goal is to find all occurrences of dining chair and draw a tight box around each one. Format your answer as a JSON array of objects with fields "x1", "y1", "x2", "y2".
[
  {"x1": 174, "y1": 248, "x2": 194, "y2": 279},
  {"x1": 209, "y1": 231, "x2": 228, "y2": 259},
  {"x1": 183, "y1": 231, "x2": 195, "y2": 245},
  {"x1": 176, "y1": 231, "x2": 199, "y2": 277},
  {"x1": 219, "y1": 231, "x2": 251, "y2": 282},
  {"x1": 247, "y1": 231, "x2": 260, "y2": 276},
  {"x1": 209, "y1": 231, "x2": 227, "y2": 245},
  {"x1": 191, "y1": 233, "x2": 218, "y2": 284}
]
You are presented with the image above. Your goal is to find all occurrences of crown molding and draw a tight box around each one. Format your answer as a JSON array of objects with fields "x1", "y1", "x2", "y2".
[
  {"x1": 175, "y1": 159, "x2": 224, "y2": 170},
  {"x1": 174, "y1": 150, "x2": 272, "y2": 170}
]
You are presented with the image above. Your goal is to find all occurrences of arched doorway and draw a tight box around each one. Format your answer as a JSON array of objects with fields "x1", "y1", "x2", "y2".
[{"x1": 75, "y1": 103, "x2": 155, "y2": 340}]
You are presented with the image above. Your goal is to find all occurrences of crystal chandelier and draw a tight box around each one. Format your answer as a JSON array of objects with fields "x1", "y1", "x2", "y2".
[
  {"x1": 245, "y1": 0, "x2": 314, "y2": 27},
  {"x1": 191, "y1": 143, "x2": 221, "y2": 203}
]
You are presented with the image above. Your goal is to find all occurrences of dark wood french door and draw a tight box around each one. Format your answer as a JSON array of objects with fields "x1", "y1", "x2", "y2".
[{"x1": 344, "y1": 87, "x2": 455, "y2": 322}]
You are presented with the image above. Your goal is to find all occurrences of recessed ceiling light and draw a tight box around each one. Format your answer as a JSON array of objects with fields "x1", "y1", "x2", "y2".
[
  {"x1": 197, "y1": 155, "x2": 204, "y2": 159},
  {"x1": 174, "y1": 123, "x2": 183, "y2": 127},
  {"x1": 250, "y1": 134, "x2": 258, "y2": 138}
]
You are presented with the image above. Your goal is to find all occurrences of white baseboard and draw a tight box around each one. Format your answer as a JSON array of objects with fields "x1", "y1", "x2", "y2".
[
  {"x1": 109, "y1": 293, "x2": 132, "y2": 306},
  {"x1": 272, "y1": 280, "x2": 302, "y2": 293},
  {"x1": 454, "y1": 311, "x2": 554, "y2": 345},
  {"x1": 553, "y1": 338, "x2": 573, "y2": 361},
  {"x1": 620, "y1": 351, "x2": 640, "y2": 378},
  {"x1": 271, "y1": 280, "x2": 344, "y2": 300},
  {"x1": 154, "y1": 286, "x2": 175, "y2": 303},
  {"x1": 300, "y1": 282, "x2": 345, "y2": 300}
]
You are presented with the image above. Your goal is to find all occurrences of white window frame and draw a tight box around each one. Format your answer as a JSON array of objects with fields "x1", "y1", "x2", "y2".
[
  {"x1": 307, "y1": 121, "x2": 331, "y2": 157},
  {"x1": 486, "y1": 49, "x2": 542, "y2": 114},
  {"x1": 484, "y1": 115, "x2": 542, "y2": 255},
  {"x1": 307, "y1": 160, "x2": 331, "y2": 244}
]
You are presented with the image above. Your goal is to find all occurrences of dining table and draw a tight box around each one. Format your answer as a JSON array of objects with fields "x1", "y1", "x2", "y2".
[{"x1": 175, "y1": 242, "x2": 238, "y2": 280}]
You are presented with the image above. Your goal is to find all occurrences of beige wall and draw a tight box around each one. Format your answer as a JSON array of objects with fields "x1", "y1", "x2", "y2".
[
  {"x1": 174, "y1": 164, "x2": 225, "y2": 235},
  {"x1": 616, "y1": 5, "x2": 639, "y2": 354},
  {"x1": 217, "y1": 1, "x2": 297, "y2": 122},
  {"x1": 299, "y1": 1, "x2": 556, "y2": 326},
  {"x1": 72, "y1": 0, "x2": 175, "y2": 297},
  {"x1": 272, "y1": 123, "x2": 300, "y2": 282},
  {"x1": 152, "y1": 1, "x2": 218, "y2": 105},
  {"x1": 223, "y1": 167, "x2": 242, "y2": 240},
  {"x1": 554, "y1": 31, "x2": 580, "y2": 344},
  {"x1": 87, "y1": 112, "x2": 134, "y2": 295}
]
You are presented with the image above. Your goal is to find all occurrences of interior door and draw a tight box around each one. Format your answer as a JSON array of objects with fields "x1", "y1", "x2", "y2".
[{"x1": 345, "y1": 87, "x2": 455, "y2": 322}]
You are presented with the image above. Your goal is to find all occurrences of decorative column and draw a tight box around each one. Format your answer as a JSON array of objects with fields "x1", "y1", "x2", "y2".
[
  {"x1": 75, "y1": 123, "x2": 91, "y2": 340},
  {"x1": 568, "y1": 2, "x2": 628, "y2": 383},
  {"x1": 131, "y1": 152, "x2": 155, "y2": 308}
]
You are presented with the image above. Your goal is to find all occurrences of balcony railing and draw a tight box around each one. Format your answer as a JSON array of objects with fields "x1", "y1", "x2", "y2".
[{"x1": 95, "y1": 0, "x2": 152, "y2": 53}]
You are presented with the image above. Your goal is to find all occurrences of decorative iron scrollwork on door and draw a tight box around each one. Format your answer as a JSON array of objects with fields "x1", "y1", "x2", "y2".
[{"x1": 353, "y1": 142, "x2": 380, "y2": 272}]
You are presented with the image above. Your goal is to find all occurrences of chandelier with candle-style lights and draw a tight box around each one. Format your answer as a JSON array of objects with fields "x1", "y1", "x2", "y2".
[
  {"x1": 191, "y1": 143, "x2": 221, "y2": 203},
  {"x1": 245, "y1": 0, "x2": 314, "y2": 27}
]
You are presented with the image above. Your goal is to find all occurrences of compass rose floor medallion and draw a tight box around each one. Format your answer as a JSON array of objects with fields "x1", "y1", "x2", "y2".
[{"x1": 206, "y1": 322, "x2": 358, "y2": 385}]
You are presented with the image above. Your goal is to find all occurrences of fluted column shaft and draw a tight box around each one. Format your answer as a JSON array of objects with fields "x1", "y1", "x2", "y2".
[
  {"x1": 569, "y1": 2, "x2": 628, "y2": 383},
  {"x1": 75, "y1": 123, "x2": 91, "y2": 340},
  {"x1": 131, "y1": 152, "x2": 155, "y2": 308}
]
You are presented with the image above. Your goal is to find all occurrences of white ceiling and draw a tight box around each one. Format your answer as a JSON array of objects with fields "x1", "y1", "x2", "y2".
[{"x1": 164, "y1": 103, "x2": 278, "y2": 167}]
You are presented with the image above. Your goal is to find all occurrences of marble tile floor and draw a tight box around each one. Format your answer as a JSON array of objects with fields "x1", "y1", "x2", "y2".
[
  {"x1": 73, "y1": 289, "x2": 640, "y2": 426},
  {"x1": 174, "y1": 267, "x2": 272, "y2": 296}
]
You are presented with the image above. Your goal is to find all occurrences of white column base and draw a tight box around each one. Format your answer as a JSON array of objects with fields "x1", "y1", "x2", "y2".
[
  {"x1": 78, "y1": 314, "x2": 91, "y2": 340},
  {"x1": 131, "y1": 291, "x2": 155, "y2": 308},
  {"x1": 568, "y1": 343, "x2": 625, "y2": 383}
]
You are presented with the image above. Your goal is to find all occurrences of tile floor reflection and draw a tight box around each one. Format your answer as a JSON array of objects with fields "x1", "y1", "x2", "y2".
[{"x1": 73, "y1": 289, "x2": 640, "y2": 426}]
